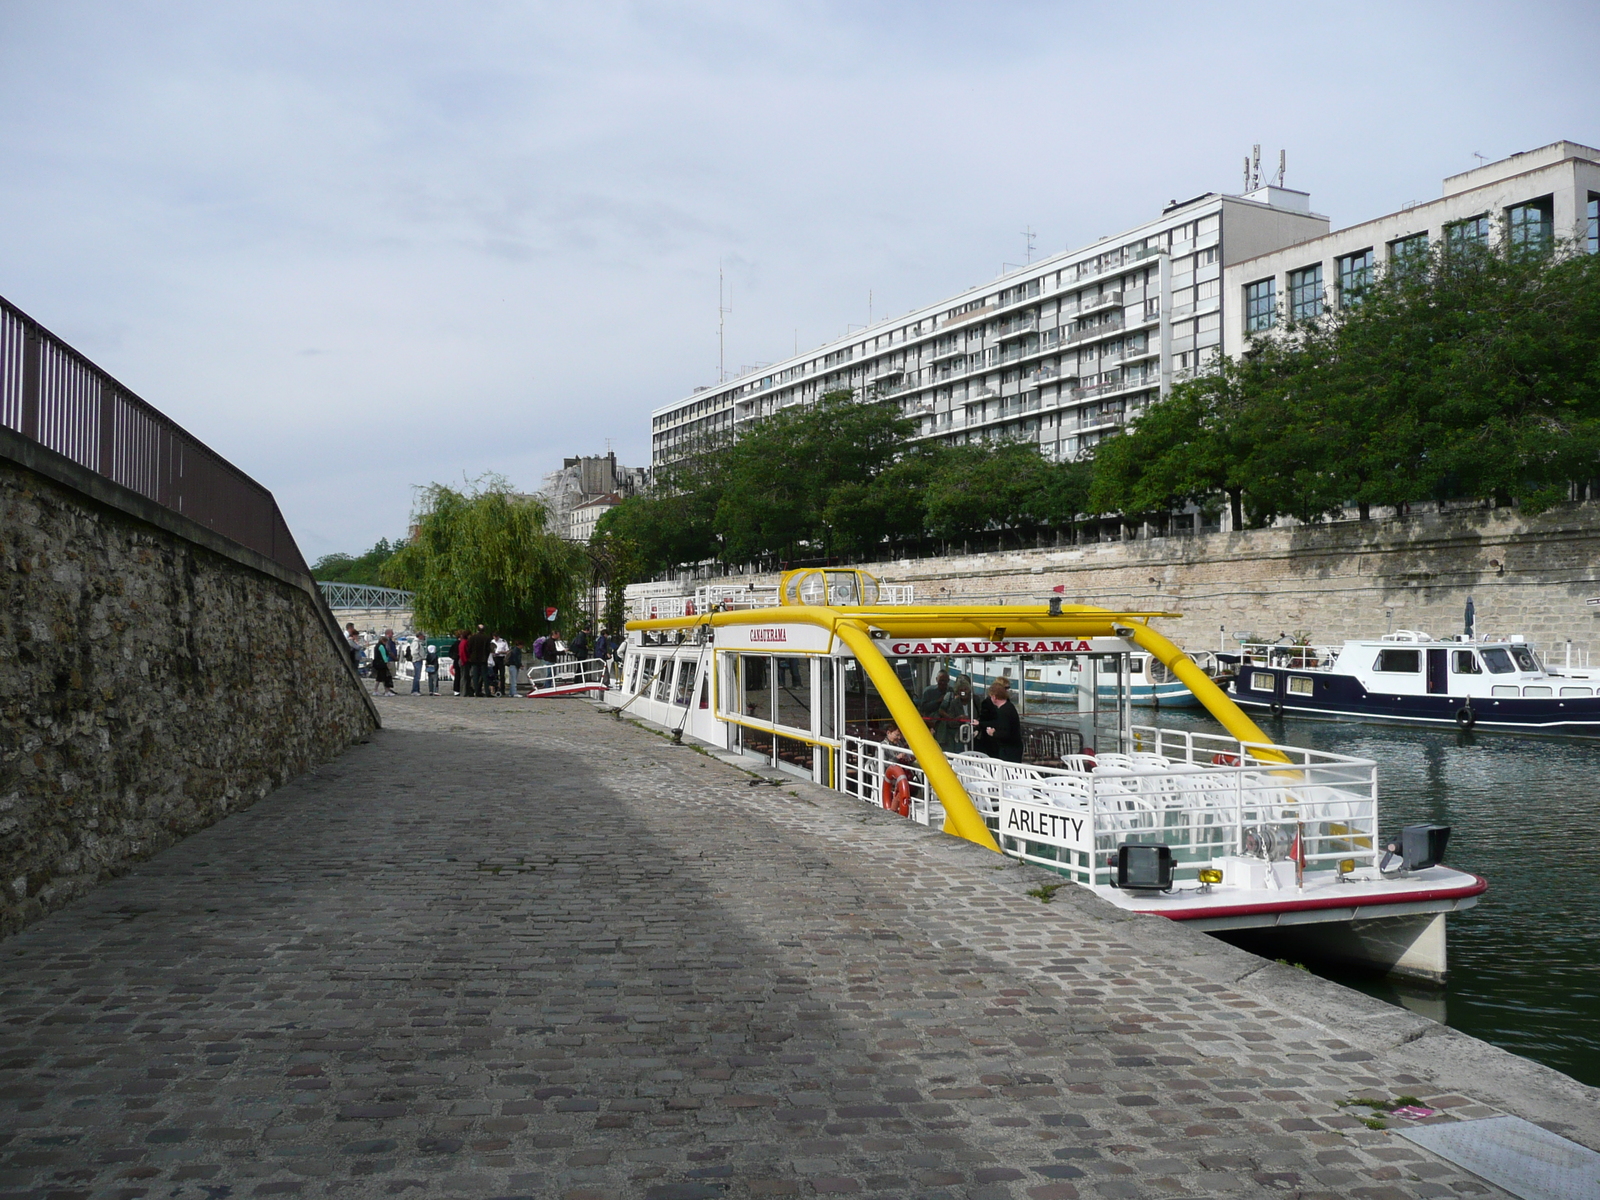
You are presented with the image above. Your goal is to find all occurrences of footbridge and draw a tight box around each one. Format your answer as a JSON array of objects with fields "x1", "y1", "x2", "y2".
[{"x1": 318, "y1": 581, "x2": 416, "y2": 630}]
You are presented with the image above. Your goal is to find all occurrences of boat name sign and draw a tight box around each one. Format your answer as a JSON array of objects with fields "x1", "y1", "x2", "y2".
[
  {"x1": 999, "y1": 799, "x2": 1092, "y2": 852},
  {"x1": 887, "y1": 638, "x2": 1134, "y2": 656}
]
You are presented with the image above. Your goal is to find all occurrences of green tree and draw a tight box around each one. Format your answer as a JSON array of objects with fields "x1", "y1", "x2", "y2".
[
  {"x1": 380, "y1": 477, "x2": 585, "y2": 639},
  {"x1": 714, "y1": 390, "x2": 913, "y2": 560},
  {"x1": 311, "y1": 538, "x2": 402, "y2": 585}
]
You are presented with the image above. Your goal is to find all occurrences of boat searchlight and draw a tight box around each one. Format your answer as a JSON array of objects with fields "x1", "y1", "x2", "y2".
[
  {"x1": 1379, "y1": 824, "x2": 1452, "y2": 874},
  {"x1": 1117, "y1": 844, "x2": 1174, "y2": 892}
]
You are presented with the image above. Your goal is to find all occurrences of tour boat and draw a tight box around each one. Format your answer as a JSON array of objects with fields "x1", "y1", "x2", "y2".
[
  {"x1": 1226, "y1": 630, "x2": 1600, "y2": 735},
  {"x1": 611, "y1": 569, "x2": 1486, "y2": 982}
]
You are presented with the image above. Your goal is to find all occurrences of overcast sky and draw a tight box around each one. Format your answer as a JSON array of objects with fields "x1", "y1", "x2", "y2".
[{"x1": 3, "y1": 1, "x2": 1597, "y2": 562}]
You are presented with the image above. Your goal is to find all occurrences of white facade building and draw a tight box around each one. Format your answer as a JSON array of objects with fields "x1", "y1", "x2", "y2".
[
  {"x1": 568, "y1": 492, "x2": 623, "y2": 544},
  {"x1": 1223, "y1": 141, "x2": 1600, "y2": 356},
  {"x1": 652, "y1": 189, "x2": 1329, "y2": 468}
]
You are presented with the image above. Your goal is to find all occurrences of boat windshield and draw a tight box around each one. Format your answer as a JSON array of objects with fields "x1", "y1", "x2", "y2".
[
  {"x1": 1510, "y1": 646, "x2": 1541, "y2": 673},
  {"x1": 1481, "y1": 648, "x2": 1516, "y2": 674}
]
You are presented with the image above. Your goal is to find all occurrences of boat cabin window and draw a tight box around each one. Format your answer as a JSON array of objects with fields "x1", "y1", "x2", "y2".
[
  {"x1": 1561, "y1": 686, "x2": 1593, "y2": 697},
  {"x1": 1492, "y1": 686, "x2": 1519, "y2": 696},
  {"x1": 775, "y1": 657, "x2": 810, "y2": 729},
  {"x1": 673, "y1": 659, "x2": 697, "y2": 706},
  {"x1": 1523, "y1": 686, "x2": 1552, "y2": 698},
  {"x1": 1510, "y1": 646, "x2": 1540, "y2": 672},
  {"x1": 1375, "y1": 648, "x2": 1420, "y2": 673},
  {"x1": 1249, "y1": 672, "x2": 1277, "y2": 692},
  {"x1": 637, "y1": 656, "x2": 657, "y2": 692},
  {"x1": 1481, "y1": 648, "x2": 1516, "y2": 674},
  {"x1": 1287, "y1": 676, "x2": 1314, "y2": 695},
  {"x1": 1451, "y1": 651, "x2": 1482, "y2": 674},
  {"x1": 1129, "y1": 659, "x2": 1144, "y2": 674}
]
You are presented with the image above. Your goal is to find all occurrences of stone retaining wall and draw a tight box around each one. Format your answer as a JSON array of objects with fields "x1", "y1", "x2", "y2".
[
  {"x1": 0, "y1": 443, "x2": 378, "y2": 936},
  {"x1": 634, "y1": 504, "x2": 1600, "y2": 659}
]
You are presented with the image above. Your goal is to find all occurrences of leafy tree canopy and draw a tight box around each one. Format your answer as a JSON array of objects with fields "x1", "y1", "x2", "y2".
[{"x1": 380, "y1": 476, "x2": 585, "y2": 639}]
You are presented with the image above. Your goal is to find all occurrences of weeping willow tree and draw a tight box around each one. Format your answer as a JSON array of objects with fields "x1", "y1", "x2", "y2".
[{"x1": 380, "y1": 477, "x2": 585, "y2": 640}]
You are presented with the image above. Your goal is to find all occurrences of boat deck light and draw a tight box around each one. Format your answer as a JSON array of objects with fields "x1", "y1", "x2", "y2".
[{"x1": 1196, "y1": 867, "x2": 1223, "y2": 892}]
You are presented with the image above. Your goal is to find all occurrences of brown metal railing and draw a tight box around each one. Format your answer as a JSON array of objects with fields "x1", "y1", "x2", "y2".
[{"x1": 0, "y1": 295, "x2": 310, "y2": 579}]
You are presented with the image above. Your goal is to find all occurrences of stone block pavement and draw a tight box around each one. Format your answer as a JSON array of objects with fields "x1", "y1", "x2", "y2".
[{"x1": 3, "y1": 696, "x2": 1592, "y2": 1199}]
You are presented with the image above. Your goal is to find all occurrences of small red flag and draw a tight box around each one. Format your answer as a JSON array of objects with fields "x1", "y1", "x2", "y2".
[
  {"x1": 1051, "y1": 584, "x2": 1065, "y2": 594},
  {"x1": 545, "y1": 607, "x2": 558, "y2": 621}
]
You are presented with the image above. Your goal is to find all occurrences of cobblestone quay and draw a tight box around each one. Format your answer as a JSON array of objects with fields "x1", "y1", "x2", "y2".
[{"x1": 4, "y1": 700, "x2": 1596, "y2": 1199}]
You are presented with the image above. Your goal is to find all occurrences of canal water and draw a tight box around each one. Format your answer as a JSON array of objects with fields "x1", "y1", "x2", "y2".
[{"x1": 1122, "y1": 707, "x2": 1600, "y2": 1089}]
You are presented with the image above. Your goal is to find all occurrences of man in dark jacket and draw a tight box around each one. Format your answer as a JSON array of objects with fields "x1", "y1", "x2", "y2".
[
  {"x1": 570, "y1": 628, "x2": 590, "y2": 661},
  {"x1": 466, "y1": 624, "x2": 493, "y2": 697}
]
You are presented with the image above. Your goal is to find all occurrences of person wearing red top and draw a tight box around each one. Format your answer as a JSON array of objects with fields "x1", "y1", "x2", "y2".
[{"x1": 454, "y1": 630, "x2": 469, "y2": 697}]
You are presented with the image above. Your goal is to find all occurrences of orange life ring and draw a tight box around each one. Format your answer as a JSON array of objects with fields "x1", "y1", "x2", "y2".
[
  {"x1": 882, "y1": 765, "x2": 912, "y2": 817},
  {"x1": 1212, "y1": 752, "x2": 1241, "y2": 766}
]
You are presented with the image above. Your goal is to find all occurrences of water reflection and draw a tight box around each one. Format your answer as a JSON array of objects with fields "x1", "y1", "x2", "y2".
[{"x1": 1040, "y1": 704, "x2": 1600, "y2": 1087}]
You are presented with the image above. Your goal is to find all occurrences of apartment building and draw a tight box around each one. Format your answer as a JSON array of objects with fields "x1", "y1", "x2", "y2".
[
  {"x1": 1223, "y1": 141, "x2": 1600, "y2": 356},
  {"x1": 541, "y1": 452, "x2": 649, "y2": 542},
  {"x1": 651, "y1": 187, "x2": 1329, "y2": 468}
]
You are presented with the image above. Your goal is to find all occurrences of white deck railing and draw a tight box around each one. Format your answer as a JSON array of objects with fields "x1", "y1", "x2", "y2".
[
  {"x1": 527, "y1": 657, "x2": 611, "y2": 690},
  {"x1": 946, "y1": 725, "x2": 1378, "y2": 886},
  {"x1": 839, "y1": 735, "x2": 940, "y2": 827}
]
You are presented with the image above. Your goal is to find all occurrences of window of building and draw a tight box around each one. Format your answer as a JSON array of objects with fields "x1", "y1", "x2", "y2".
[
  {"x1": 1446, "y1": 215, "x2": 1489, "y2": 254},
  {"x1": 1337, "y1": 249, "x2": 1374, "y2": 305},
  {"x1": 1588, "y1": 195, "x2": 1598, "y2": 255},
  {"x1": 1508, "y1": 197, "x2": 1554, "y2": 253},
  {"x1": 1288, "y1": 264, "x2": 1323, "y2": 321},
  {"x1": 1388, "y1": 233, "x2": 1429, "y2": 269},
  {"x1": 1244, "y1": 278, "x2": 1276, "y2": 332}
]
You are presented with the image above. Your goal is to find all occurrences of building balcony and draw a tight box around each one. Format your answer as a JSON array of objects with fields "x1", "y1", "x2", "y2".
[
  {"x1": 1066, "y1": 316, "x2": 1125, "y2": 345},
  {"x1": 1077, "y1": 290, "x2": 1124, "y2": 316},
  {"x1": 996, "y1": 316, "x2": 1038, "y2": 340}
]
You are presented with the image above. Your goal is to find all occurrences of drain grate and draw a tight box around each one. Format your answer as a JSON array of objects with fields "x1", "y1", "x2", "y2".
[{"x1": 1398, "y1": 1115, "x2": 1600, "y2": 1200}]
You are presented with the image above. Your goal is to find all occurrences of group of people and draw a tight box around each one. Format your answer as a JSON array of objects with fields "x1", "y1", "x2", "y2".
[
  {"x1": 916, "y1": 670, "x2": 1023, "y2": 762},
  {"x1": 343, "y1": 621, "x2": 620, "y2": 698}
]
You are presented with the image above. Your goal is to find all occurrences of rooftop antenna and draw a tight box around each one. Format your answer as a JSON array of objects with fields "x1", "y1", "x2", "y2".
[
  {"x1": 868, "y1": 288, "x2": 873, "y2": 325},
  {"x1": 1473, "y1": 151, "x2": 1487, "y2": 165},
  {"x1": 717, "y1": 263, "x2": 732, "y2": 383},
  {"x1": 1251, "y1": 144, "x2": 1261, "y2": 190},
  {"x1": 1022, "y1": 225, "x2": 1037, "y2": 263},
  {"x1": 1273, "y1": 149, "x2": 1286, "y2": 187},
  {"x1": 1242, "y1": 155, "x2": 1251, "y2": 191}
]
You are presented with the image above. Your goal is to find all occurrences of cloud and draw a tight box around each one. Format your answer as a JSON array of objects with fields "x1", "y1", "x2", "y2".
[{"x1": 1, "y1": 0, "x2": 1596, "y2": 558}]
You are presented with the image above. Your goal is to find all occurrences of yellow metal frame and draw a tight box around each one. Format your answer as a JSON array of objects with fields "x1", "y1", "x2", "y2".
[{"x1": 629, "y1": 602, "x2": 1285, "y2": 855}]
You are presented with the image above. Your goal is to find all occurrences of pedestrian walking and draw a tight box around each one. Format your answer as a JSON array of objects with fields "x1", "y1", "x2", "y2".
[
  {"x1": 409, "y1": 633, "x2": 424, "y2": 694},
  {"x1": 570, "y1": 627, "x2": 590, "y2": 662},
  {"x1": 344, "y1": 623, "x2": 362, "y2": 670},
  {"x1": 508, "y1": 640, "x2": 524, "y2": 697}
]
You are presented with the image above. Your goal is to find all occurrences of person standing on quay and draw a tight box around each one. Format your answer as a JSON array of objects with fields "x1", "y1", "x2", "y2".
[
  {"x1": 425, "y1": 638, "x2": 440, "y2": 696},
  {"x1": 467, "y1": 624, "x2": 493, "y2": 697},
  {"x1": 454, "y1": 629, "x2": 469, "y2": 696},
  {"x1": 370, "y1": 636, "x2": 396, "y2": 696},
  {"x1": 508, "y1": 640, "x2": 524, "y2": 697},
  {"x1": 570, "y1": 627, "x2": 590, "y2": 663},
  {"x1": 492, "y1": 633, "x2": 510, "y2": 696},
  {"x1": 975, "y1": 678, "x2": 1022, "y2": 762},
  {"x1": 410, "y1": 632, "x2": 425, "y2": 695}
]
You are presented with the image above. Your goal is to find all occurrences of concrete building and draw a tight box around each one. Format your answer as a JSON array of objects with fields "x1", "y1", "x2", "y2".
[
  {"x1": 541, "y1": 453, "x2": 648, "y2": 542},
  {"x1": 652, "y1": 184, "x2": 1329, "y2": 468},
  {"x1": 1223, "y1": 141, "x2": 1600, "y2": 356},
  {"x1": 568, "y1": 492, "x2": 624, "y2": 545}
]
